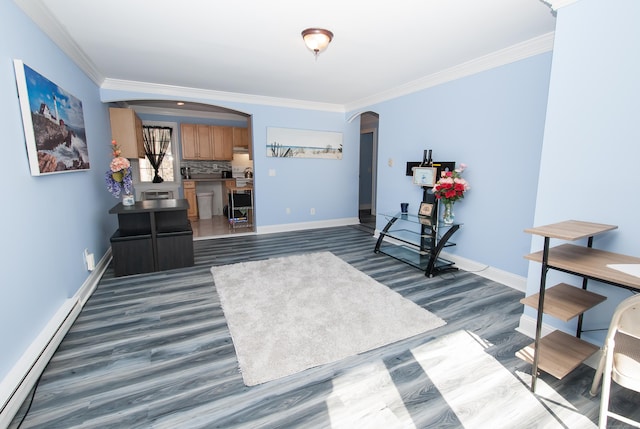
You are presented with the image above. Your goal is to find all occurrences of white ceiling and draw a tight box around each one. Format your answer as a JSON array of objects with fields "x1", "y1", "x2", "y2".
[{"x1": 15, "y1": 0, "x2": 556, "y2": 112}]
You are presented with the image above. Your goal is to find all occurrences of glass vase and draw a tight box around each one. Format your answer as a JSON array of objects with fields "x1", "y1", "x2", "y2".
[
  {"x1": 442, "y1": 201, "x2": 455, "y2": 225},
  {"x1": 122, "y1": 193, "x2": 135, "y2": 206}
]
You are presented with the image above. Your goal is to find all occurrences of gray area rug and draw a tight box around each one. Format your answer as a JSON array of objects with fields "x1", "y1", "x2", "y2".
[{"x1": 211, "y1": 251, "x2": 446, "y2": 386}]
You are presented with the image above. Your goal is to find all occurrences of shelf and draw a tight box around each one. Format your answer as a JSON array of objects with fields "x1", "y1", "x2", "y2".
[
  {"x1": 516, "y1": 330, "x2": 599, "y2": 379},
  {"x1": 520, "y1": 219, "x2": 635, "y2": 391},
  {"x1": 524, "y1": 220, "x2": 617, "y2": 241},
  {"x1": 380, "y1": 228, "x2": 437, "y2": 249},
  {"x1": 377, "y1": 244, "x2": 455, "y2": 272},
  {"x1": 375, "y1": 212, "x2": 460, "y2": 277},
  {"x1": 520, "y1": 282, "x2": 607, "y2": 322},
  {"x1": 525, "y1": 244, "x2": 640, "y2": 290}
]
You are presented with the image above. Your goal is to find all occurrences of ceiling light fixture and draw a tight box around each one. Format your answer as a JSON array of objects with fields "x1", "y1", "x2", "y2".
[{"x1": 301, "y1": 28, "x2": 333, "y2": 60}]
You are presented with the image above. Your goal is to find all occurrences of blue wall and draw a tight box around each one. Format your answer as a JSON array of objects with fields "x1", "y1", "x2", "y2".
[
  {"x1": 524, "y1": 0, "x2": 640, "y2": 345},
  {"x1": 102, "y1": 51, "x2": 553, "y2": 276},
  {"x1": 358, "y1": 53, "x2": 553, "y2": 276},
  {"x1": 101, "y1": 91, "x2": 361, "y2": 227},
  {"x1": 1, "y1": 0, "x2": 561, "y2": 384},
  {"x1": 1, "y1": 0, "x2": 115, "y2": 380}
]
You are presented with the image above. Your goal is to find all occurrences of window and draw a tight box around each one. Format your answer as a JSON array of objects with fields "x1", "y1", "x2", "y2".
[{"x1": 139, "y1": 124, "x2": 176, "y2": 182}]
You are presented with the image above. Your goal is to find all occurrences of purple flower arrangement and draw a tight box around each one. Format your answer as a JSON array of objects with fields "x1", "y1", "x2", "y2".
[{"x1": 105, "y1": 140, "x2": 133, "y2": 198}]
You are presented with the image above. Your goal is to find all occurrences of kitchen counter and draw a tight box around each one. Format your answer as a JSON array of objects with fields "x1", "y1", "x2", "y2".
[
  {"x1": 182, "y1": 175, "x2": 236, "y2": 183},
  {"x1": 225, "y1": 184, "x2": 253, "y2": 192}
]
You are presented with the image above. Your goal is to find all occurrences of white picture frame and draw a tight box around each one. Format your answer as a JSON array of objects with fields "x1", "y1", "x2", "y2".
[
  {"x1": 412, "y1": 166, "x2": 437, "y2": 187},
  {"x1": 13, "y1": 59, "x2": 90, "y2": 176}
]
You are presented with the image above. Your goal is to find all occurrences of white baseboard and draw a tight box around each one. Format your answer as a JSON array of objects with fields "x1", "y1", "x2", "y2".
[
  {"x1": 257, "y1": 217, "x2": 360, "y2": 235},
  {"x1": 439, "y1": 250, "x2": 527, "y2": 292},
  {"x1": 0, "y1": 249, "x2": 111, "y2": 428},
  {"x1": 515, "y1": 313, "x2": 557, "y2": 340},
  {"x1": 373, "y1": 232, "x2": 527, "y2": 292}
]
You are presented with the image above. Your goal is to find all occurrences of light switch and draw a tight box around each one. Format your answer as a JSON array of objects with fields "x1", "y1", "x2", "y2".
[{"x1": 269, "y1": 169, "x2": 276, "y2": 176}]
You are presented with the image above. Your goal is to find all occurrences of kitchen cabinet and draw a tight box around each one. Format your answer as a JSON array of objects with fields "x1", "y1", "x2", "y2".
[
  {"x1": 211, "y1": 125, "x2": 233, "y2": 161},
  {"x1": 183, "y1": 180, "x2": 198, "y2": 220},
  {"x1": 180, "y1": 124, "x2": 198, "y2": 159},
  {"x1": 232, "y1": 127, "x2": 249, "y2": 148},
  {"x1": 181, "y1": 123, "x2": 232, "y2": 161},
  {"x1": 181, "y1": 123, "x2": 213, "y2": 160},
  {"x1": 109, "y1": 107, "x2": 145, "y2": 158},
  {"x1": 197, "y1": 125, "x2": 214, "y2": 159}
]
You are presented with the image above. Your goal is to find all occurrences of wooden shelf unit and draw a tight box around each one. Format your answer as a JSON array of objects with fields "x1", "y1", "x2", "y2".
[
  {"x1": 516, "y1": 330, "x2": 599, "y2": 379},
  {"x1": 519, "y1": 220, "x2": 640, "y2": 392},
  {"x1": 520, "y1": 282, "x2": 606, "y2": 322}
]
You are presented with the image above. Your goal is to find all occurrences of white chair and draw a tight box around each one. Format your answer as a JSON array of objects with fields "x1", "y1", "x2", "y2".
[{"x1": 589, "y1": 293, "x2": 640, "y2": 428}]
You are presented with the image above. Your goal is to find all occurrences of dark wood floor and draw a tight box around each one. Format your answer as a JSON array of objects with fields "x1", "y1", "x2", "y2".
[{"x1": 10, "y1": 226, "x2": 640, "y2": 428}]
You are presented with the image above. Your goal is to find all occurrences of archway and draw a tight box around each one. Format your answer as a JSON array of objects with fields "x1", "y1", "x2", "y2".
[{"x1": 108, "y1": 99, "x2": 254, "y2": 239}]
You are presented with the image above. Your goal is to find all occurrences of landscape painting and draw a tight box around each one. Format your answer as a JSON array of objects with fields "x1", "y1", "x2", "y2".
[
  {"x1": 267, "y1": 127, "x2": 342, "y2": 159},
  {"x1": 14, "y1": 59, "x2": 90, "y2": 176}
]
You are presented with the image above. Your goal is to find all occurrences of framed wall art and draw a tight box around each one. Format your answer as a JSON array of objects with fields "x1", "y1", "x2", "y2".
[
  {"x1": 13, "y1": 59, "x2": 90, "y2": 176},
  {"x1": 412, "y1": 166, "x2": 437, "y2": 187},
  {"x1": 267, "y1": 127, "x2": 342, "y2": 159},
  {"x1": 419, "y1": 201, "x2": 434, "y2": 217}
]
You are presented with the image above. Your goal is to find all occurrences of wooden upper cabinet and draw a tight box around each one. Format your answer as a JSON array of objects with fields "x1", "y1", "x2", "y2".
[
  {"x1": 181, "y1": 123, "x2": 234, "y2": 161},
  {"x1": 232, "y1": 127, "x2": 249, "y2": 148},
  {"x1": 211, "y1": 126, "x2": 233, "y2": 161},
  {"x1": 180, "y1": 123, "x2": 199, "y2": 159},
  {"x1": 109, "y1": 107, "x2": 145, "y2": 158},
  {"x1": 196, "y1": 125, "x2": 214, "y2": 159}
]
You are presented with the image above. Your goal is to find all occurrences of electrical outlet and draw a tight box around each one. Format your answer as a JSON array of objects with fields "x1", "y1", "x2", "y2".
[
  {"x1": 310, "y1": 208, "x2": 316, "y2": 215},
  {"x1": 388, "y1": 158, "x2": 393, "y2": 167},
  {"x1": 286, "y1": 208, "x2": 291, "y2": 214},
  {"x1": 83, "y1": 248, "x2": 95, "y2": 271}
]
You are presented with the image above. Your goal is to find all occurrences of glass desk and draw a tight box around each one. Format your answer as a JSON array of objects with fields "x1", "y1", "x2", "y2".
[{"x1": 374, "y1": 212, "x2": 461, "y2": 277}]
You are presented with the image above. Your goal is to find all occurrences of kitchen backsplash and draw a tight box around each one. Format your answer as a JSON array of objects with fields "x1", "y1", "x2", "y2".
[{"x1": 180, "y1": 160, "x2": 232, "y2": 176}]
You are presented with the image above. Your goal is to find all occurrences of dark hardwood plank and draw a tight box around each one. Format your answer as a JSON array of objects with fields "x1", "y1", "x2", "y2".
[{"x1": 10, "y1": 226, "x2": 640, "y2": 428}]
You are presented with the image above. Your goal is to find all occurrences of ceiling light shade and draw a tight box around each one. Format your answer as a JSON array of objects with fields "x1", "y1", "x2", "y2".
[{"x1": 301, "y1": 28, "x2": 333, "y2": 59}]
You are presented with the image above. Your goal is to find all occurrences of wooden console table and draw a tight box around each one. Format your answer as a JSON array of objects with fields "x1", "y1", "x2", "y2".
[
  {"x1": 518, "y1": 220, "x2": 640, "y2": 392},
  {"x1": 109, "y1": 199, "x2": 194, "y2": 276}
]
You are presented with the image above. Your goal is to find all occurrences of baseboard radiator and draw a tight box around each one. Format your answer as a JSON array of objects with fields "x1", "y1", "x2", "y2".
[{"x1": 0, "y1": 250, "x2": 110, "y2": 428}]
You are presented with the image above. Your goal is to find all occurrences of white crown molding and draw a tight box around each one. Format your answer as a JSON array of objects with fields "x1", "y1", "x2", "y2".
[
  {"x1": 345, "y1": 31, "x2": 555, "y2": 112},
  {"x1": 100, "y1": 79, "x2": 346, "y2": 113},
  {"x1": 13, "y1": 0, "x2": 105, "y2": 85},
  {"x1": 15, "y1": 0, "x2": 555, "y2": 115},
  {"x1": 543, "y1": 0, "x2": 580, "y2": 11}
]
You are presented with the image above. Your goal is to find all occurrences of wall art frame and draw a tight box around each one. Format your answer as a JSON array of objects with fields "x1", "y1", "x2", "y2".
[
  {"x1": 419, "y1": 201, "x2": 434, "y2": 217},
  {"x1": 412, "y1": 166, "x2": 437, "y2": 187},
  {"x1": 267, "y1": 127, "x2": 342, "y2": 159},
  {"x1": 13, "y1": 59, "x2": 90, "y2": 176}
]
